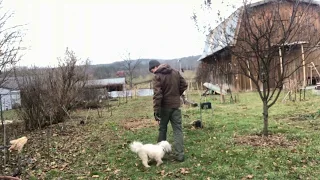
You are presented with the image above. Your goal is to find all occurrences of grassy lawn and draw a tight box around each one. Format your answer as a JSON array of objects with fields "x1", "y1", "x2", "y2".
[{"x1": 2, "y1": 89, "x2": 320, "y2": 179}]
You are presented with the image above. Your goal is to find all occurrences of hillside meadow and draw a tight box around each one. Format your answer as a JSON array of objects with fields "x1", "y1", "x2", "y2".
[{"x1": 1, "y1": 89, "x2": 320, "y2": 179}]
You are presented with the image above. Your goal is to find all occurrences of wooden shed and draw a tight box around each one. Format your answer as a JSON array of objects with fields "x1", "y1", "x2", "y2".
[
  {"x1": 198, "y1": 0, "x2": 320, "y2": 91},
  {"x1": 83, "y1": 77, "x2": 126, "y2": 100},
  {"x1": 85, "y1": 77, "x2": 126, "y2": 91}
]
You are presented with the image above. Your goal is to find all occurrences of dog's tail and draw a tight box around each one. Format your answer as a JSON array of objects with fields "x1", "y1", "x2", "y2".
[{"x1": 130, "y1": 141, "x2": 143, "y2": 153}]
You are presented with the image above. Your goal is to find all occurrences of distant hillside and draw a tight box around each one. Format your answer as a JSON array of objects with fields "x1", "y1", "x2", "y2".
[{"x1": 88, "y1": 55, "x2": 201, "y2": 79}]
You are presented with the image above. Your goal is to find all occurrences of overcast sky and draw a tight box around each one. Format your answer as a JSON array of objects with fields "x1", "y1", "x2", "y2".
[{"x1": 1, "y1": 0, "x2": 296, "y2": 67}]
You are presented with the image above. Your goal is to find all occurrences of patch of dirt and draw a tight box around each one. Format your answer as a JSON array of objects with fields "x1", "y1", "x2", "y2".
[
  {"x1": 120, "y1": 118, "x2": 158, "y2": 131},
  {"x1": 234, "y1": 134, "x2": 298, "y2": 148}
]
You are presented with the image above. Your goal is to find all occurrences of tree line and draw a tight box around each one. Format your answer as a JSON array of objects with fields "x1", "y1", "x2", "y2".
[{"x1": 88, "y1": 55, "x2": 200, "y2": 79}]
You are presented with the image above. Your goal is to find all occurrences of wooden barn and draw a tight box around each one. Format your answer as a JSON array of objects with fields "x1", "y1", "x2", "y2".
[{"x1": 198, "y1": 0, "x2": 320, "y2": 91}]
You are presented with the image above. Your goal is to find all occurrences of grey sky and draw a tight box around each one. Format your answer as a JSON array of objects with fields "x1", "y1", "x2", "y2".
[{"x1": 3, "y1": 0, "x2": 318, "y2": 67}]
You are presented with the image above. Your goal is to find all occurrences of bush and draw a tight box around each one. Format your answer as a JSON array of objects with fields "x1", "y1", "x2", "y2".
[
  {"x1": 12, "y1": 103, "x2": 21, "y2": 109},
  {"x1": 16, "y1": 49, "x2": 89, "y2": 130}
]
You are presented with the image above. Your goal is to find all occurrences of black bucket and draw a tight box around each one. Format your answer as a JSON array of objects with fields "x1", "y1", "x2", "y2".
[{"x1": 200, "y1": 102, "x2": 212, "y2": 109}]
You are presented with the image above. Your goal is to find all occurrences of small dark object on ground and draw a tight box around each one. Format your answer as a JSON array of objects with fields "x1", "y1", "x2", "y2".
[
  {"x1": 200, "y1": 102, "x2": 211, "y2": 109},
  {"x1": 12, "y1": 168, "x2": 21, "y2": 177},
  {"x1": 191, "y1": 120, "x2": 203, "y2": 128},
  {"x1": 191, "y1": 103, "x2": 198, "y2": 107}
]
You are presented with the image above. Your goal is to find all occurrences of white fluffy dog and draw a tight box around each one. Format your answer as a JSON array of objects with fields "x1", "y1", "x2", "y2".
[{"x1": 130, "y1": 141, "x2": 172, "y2": 167}]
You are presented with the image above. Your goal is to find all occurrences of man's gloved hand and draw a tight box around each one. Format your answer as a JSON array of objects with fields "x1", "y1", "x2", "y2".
[{"x1": 154, "y1": 112, "x2": 161, "y2": 122}]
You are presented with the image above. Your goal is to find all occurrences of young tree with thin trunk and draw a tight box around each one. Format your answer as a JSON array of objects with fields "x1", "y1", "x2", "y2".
[
  {"x1": 0, "y1": 2, "x2": 25, "y2": 170},
  {"x1": 121, "y1": 51, "x2": 142, "y2": 88},
  {"x1": 194, "y1": 0, "x2": 320, "y2": 135}
]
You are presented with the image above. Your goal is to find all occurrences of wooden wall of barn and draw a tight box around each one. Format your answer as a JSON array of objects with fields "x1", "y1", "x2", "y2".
[
  {"x1": 200, "y1": 1, "x2": 320, "y2": 91},
  {"x1": 231, "y1": 46, "x2": 320, "y2": 91},
  {"x1": 201, "y1": 50, "x2": 235, "y2": 90},
  {"x1": 234, "y1": 1, "x2": 320, "y2": 90},
  {"x1": 241, "y1": 2, "x2": 320, "y2": 45}
]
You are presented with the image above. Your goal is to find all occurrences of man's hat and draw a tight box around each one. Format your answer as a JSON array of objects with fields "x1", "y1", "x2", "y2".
[{"x1": 149, "y1": 60, "x2": 160, "y2": 72}]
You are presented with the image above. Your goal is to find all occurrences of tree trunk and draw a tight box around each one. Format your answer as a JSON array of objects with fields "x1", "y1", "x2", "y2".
[
  {"x1": 130, "y1": 74, "x2": 133, "y2": 88},
  {"x1": 262, "y1": 100, "x2": 269, "y2": 136},
  {"x1": 1, "y1": 95, "x2": 7, "y2": 170},
  {"x1": 219, "y1": 85, "x2": 225, "y2": 103}
]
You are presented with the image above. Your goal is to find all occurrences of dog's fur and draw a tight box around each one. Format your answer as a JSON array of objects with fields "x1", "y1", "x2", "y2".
[{"x1": 130, "y1": 141, "x2": 171, "y2": 167}]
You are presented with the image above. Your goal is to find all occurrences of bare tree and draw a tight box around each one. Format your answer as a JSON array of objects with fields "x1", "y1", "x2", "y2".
[
  {"x1": 0, "y1": 3, "x2": 25, "y2": 170},
  {"x1": 120, "y1": 51, "x2": 142, "y2": 88},
  {"x1": 194, "y1": 0, "x2": 320, "y2": 135}
]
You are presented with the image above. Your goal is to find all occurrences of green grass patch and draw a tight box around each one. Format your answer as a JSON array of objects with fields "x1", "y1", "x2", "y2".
[{"x1": 4, "y1": 90, "x2": 320, "y2": 179}]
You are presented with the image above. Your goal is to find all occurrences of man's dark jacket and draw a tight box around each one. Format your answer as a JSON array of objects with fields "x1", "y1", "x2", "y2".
[{"x1": 152, "y1": 64, "x2": 188, "y2": 112}]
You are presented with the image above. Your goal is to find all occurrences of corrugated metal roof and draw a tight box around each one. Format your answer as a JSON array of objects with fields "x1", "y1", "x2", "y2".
[
  {"x1": 198, "y1": 8, "x2": 242, "y2": 61},
  {"x1": 198, "y1": 0, "x2": 320, "y2": 61},
  {"x1": 0, "y1": 77, "x2": 20, "y2": 90},
  {"x1": 86, "y1": 77, "x2": 125, "y2": 87},
  {"x1": 250, "y1": 0, "x2": 320, "y2": 8}
]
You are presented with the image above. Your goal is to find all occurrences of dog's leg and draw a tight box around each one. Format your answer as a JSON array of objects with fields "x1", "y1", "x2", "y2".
[
  {"x1": 142, "y1": 159, "x2": 150, "y2": 168},
  {"x1": 155, "y1": 157, "x2": 163, "y2": 166},
  {"x1": 139, "y1": 153, "x2": 150, "y2": 168}
]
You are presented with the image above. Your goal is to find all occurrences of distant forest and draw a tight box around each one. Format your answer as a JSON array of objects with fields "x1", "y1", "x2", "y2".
[{"x1": 88, "y1": 55, "x2": 201, "y2": 79}]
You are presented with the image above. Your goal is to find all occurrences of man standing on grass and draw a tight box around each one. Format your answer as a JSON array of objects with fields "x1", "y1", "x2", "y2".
[{"x1": 149, "y1": 60, "x2": 188, "y2": 162}]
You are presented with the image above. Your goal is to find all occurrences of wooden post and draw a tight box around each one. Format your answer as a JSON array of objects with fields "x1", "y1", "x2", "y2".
[
  {"x1": 196, "y1": 82, "x2": 200, "y2": 95},
  {"x1": 246, "y1": 60, "x2": 253, "y2": 91},
  {"x1": 279, "y1": 47, "x2": 283, "y2": 74},
  {"x1": 311, "y1": 62, "x2": 320, "y2": 78},
  {"x1": 310, "y1": 66, "x2": 313, "y2": 86},
  {"x1": 308, "y1": 65, "x2": 313, "y2": 85},
  {"x1": 301, "y1": 44, "x2": 306, "y2": 87},
  {"x1": 134, "y1": 86, "x2": 137, "y2": 99}
]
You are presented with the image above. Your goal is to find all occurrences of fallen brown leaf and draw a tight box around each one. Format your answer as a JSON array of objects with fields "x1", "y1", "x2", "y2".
[
  {"x1": 105, "y1": 168, "x2": 111, "y2": 172},
  {"x1": 180, "y1": 168, "x2": 190, "y2": 174},
  {"x1": 241, "y1": 174, "x2": 254, "y2": 180},
  {"x1": 246, "y1": 174, "x2": 254, "y2": 179},
  {"x1": 160, "y1": 170, "x2": 165, "y2": 176},
  {"x1": 114, "y1": 169, "x2": 120, "y2": 174},
  {"x1": 60, "y1": 163, "x2": 69, "y2": 171}
]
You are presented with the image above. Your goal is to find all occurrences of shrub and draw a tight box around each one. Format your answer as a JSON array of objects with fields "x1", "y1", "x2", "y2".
[{"x1": 16, "y1": 49, "x2": 89, "y2": 130}]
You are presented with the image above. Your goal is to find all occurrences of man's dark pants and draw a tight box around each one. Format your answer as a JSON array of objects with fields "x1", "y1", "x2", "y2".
[{"x1": 158, "y1": 108, "x2": 184, "y2": 161}]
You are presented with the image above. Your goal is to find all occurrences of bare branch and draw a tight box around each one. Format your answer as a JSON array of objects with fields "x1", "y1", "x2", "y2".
[{"x1": 120, "y1": 51, "x2": 142, "y2": 88}]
